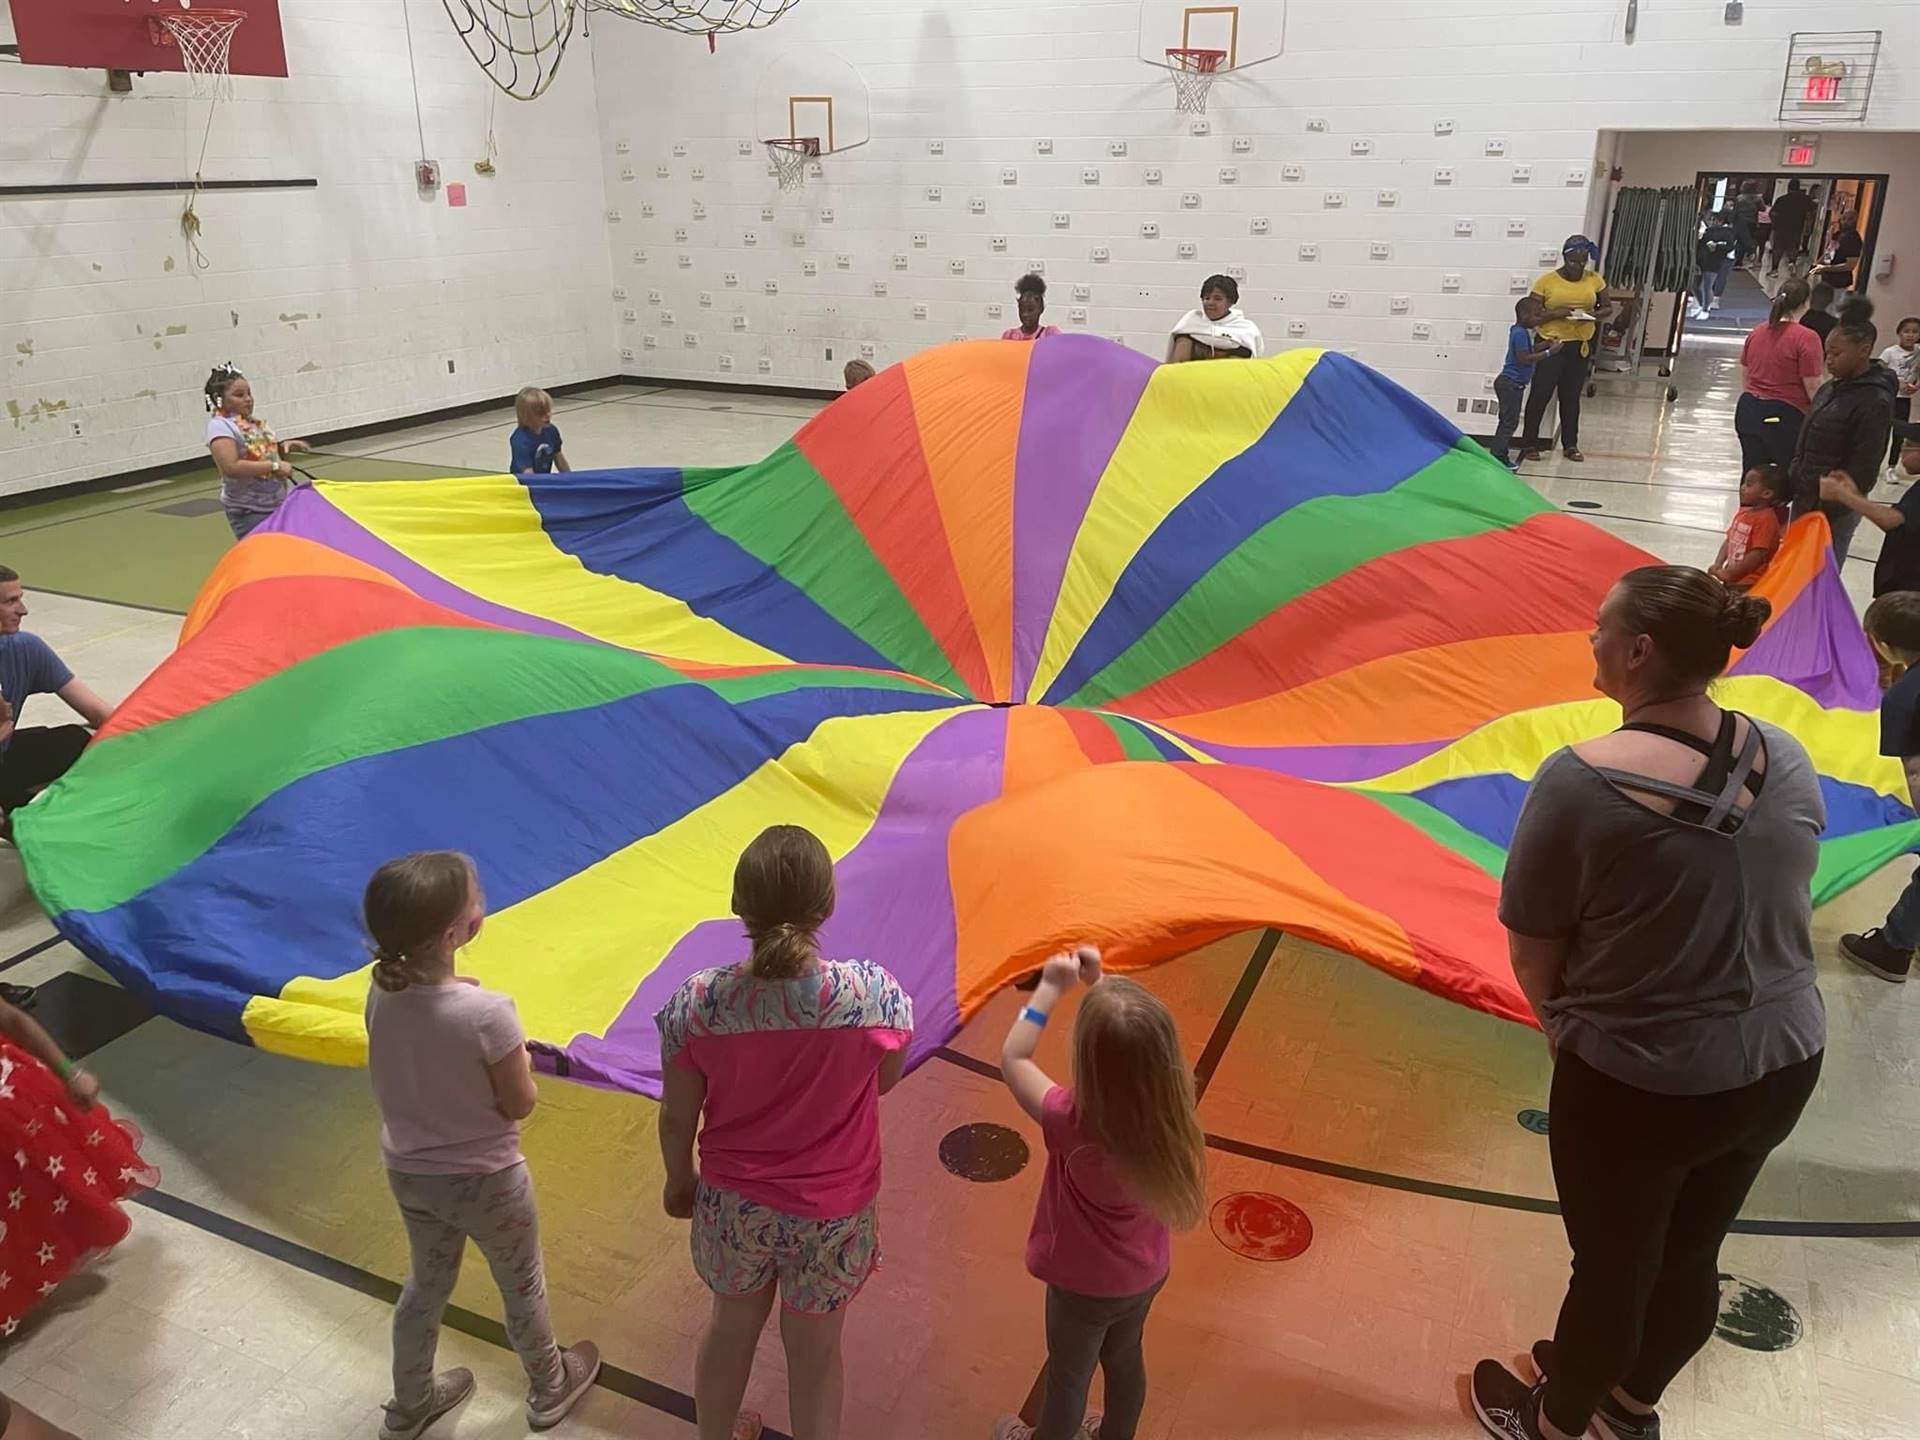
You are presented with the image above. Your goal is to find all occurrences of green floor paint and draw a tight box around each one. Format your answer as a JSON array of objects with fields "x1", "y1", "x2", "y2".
[{"x1": 1, "y1": 451, "x2": 491, "y2": 614}]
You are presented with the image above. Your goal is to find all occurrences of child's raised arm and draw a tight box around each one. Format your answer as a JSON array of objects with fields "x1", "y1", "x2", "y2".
[{"x1": 1000, "y1": 946, "x2": 1101, "y2": 1122}]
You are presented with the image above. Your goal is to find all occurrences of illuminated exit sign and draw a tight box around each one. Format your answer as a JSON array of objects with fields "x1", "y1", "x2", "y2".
[
  {"x1": 1803, "y1": 72, "x2": 1842, "y2": 102},
  {"x1": 1782, "y1": 135, "x2": 1820, "y2": 167}
]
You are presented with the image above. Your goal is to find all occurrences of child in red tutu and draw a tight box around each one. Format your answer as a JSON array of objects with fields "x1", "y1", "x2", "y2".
[{"x1": 0, "y1": 995, "x2": 155, "y2": 1339}]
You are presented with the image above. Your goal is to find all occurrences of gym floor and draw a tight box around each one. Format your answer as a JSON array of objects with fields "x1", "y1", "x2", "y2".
[{"x1": 0, "y1": 361, "x2": 1914, "y2": 1440}]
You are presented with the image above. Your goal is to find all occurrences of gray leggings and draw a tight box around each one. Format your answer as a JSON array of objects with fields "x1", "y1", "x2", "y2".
[
  {"x1": 387, "y1": 1164, "x2": 564, "y2": 1414},
  {"x1": 1036, "y1": 1279, "x2": 1164, "y2": 1440}
]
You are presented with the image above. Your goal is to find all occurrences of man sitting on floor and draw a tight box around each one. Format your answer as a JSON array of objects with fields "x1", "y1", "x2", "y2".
[{"x1": 0, "y1": 565, "x2": 113, "y2": 840}]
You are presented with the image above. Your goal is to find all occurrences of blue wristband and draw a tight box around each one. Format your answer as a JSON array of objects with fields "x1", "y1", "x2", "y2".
[{"x1": 1020, "y1": 1005, "x2": 1050, "y2": 1028}]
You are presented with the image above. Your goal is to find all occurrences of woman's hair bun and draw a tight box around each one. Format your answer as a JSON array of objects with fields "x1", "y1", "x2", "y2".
[{"x1": 1718, "y1": 590, "x2": 1772, "y2": 649}]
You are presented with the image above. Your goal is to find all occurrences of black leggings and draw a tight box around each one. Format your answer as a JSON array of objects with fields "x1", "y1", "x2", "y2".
[
  {"x1": 1734, "y1": 393, "x2": 1805, "y2": 475},
  {"x1": 1894, "y1": 397, "x2": 1912, "y2": 468},
  {"x1": 1521, "y1": 344, "x2": 1592, "y2": 453},
  {"x1": 1542, "y1": 1050, "x2": 1822, "y2": 1437},
  {"x1": 1036, "y1": 1279, "x2": 1162, "y2": 1440},
  {"x1": 0, "y1": 726, "x2": 90, "y2": 812}
]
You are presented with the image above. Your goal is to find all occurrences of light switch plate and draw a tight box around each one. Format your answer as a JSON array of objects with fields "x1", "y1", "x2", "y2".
[
  {"x1": 861, "y1": 342, "x2": 876, "y2": 359},
  {"x1": 612, "y1": 286, "x2": 628, "y2": 300},
  {"x1": 763, "y1": 279, "x2": 778, "y2": 294},
  {"x1": 691, "y1": 166, "x2": 705, "y2": 181},
  {"x1": 742, "y1": 232, "x2": 758, "y2": 247},
  {"x1": 614, "y1": 139, "x2": 631, "y2": 154},
  {"x1": 802, "y1": 259, "x2": 819, "y2": 277},
  {"x1": 677, "y1": 253, "x2": 692, "y2": 267},
  {"x1": 719, "y1": 275, "x2": 735, "y2": 290},
  {"x1": 619, "y1": 346, "x2": 635, "y2": 361},
  {"x1": 758, "y1": 356, "x2": 772, "y2": 373},
  {"x1": 819, "y1": 207, "x2": 835, "y2": 223},
  {"x1": 641, "y1": 202, "x2": 655, "y2": 217},
  {"x1": 656, "y1": 165, "x2": 669, "y2": 179},
  {"x1": 621, "y1": 307, "x2": 637, "y2": 323},
  {"x1": 659, "y1": 309, "x2": 675, "y2": 325},
  {"x1": 674, "y1": 227, "x2": 689, "y2": 242},
  {"x1": 621, "y1": 165, "x2": 635, "y2": 182},
  {"x1": 1509, "y1": 273, "x2": 1532, "y2": 294},
  {"x1": 1566, "y1": 166, "x2": 1590, "y2": 185},
  {"x1": 691, "y1": 201, "x2": 706, "y2": 218},
  {"x1": 792, "y1": 230, "x2": 807, "y2": 246},
  {"x1": 1027, "y1": 259, "x2": 1046, "y2": 274},
  {"x1": 737, "y1": 140, "x2": 754, "y2": 156},
  {"x1": 643, "y1": 333, "x2": 658, "y2": 349},
  {"x1": 606, "y1": 208, "x2": 623, "y2": 223},
  {"x1": 632, "y1": 248, "x2": 646, "y2": 264}
]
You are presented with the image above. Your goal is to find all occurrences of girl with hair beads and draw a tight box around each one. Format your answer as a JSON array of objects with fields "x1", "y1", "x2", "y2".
[
  {"x1": 203, "y1": 363, "x2": 311, "y2": 541},
  {"x1": 655, "y1": 825, "x2": 913, "y2": 1440},
  {"x1": 994, "y1": 949, "x2": 1207, "y2": 1440},
  {"x1": 363, "y1": 852, "x2": 599, "y2": 1440}
]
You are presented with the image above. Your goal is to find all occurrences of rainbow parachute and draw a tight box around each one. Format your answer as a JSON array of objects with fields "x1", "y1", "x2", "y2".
[{"x1": 19, "y1": 339, "x2": 1918, "y2": 1094}]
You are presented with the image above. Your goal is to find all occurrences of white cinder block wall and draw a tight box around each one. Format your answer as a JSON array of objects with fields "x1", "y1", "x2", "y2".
[
  {"x1": 590, "y1": 0, "x2": 1920, "y2": 419},
  {"x1": 0, "y1": 0, "x2": 616, "y2": 496}
]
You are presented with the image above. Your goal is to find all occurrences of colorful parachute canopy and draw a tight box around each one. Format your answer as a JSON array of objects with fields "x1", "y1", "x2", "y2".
[{"x1": 19, "y1": 339, "x2": 1918, "y2": 1095}]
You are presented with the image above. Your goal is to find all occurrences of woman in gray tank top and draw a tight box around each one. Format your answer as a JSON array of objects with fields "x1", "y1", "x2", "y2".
[{"x1": 1470, "y1": 566, "x2": 1825, "y2": 1440}]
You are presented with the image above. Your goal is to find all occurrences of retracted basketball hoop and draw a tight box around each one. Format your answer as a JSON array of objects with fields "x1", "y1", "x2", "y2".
[
  {"x1": 1164, "y1": 47, "x2": 1227, "y2": 114},
  {"x1": 150, "y1": 6, "x2": 248, "y2": 99},
  {"x1": 764, "y1": 136, "x2": 821, "y2": 193}
]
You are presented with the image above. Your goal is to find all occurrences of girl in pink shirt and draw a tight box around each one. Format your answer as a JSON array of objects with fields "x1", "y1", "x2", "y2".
[
  {"x1": 655, "y1": 825, "x2": 913, "y2": 1440},
  {"x1": 994, "y1": 950, "x2": 1207, "y2": 1440},
  {"x1": 363, "y1": 852, "x2": 601, "y2": 1440}
]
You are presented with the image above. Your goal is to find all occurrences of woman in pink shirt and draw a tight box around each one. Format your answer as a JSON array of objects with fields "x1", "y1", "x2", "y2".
[
  {"x1": 1003, "y1": 272, "x2": 1063, "y2": 341},
  {"x1": 1737, "y1": 278, "x2": 1827, "y2": 473},
  {"x1": 655, "y1": 826, "x2": 913, "y2": 1440},
  {"x1": 993, "y1": 949, "x2": 1207, "y2": 1440}
]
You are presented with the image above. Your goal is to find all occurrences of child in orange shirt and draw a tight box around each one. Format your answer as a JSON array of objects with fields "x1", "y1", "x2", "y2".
[{"x1": 1710, "y1": 464, "x2": 1789, "y2": 589}]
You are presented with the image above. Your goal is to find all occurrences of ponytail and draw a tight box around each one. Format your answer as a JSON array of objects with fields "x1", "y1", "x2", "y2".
[
  {"x1": 731, "y1": 826, "x2": 835, "y2": 980},
  {"x1": 362, "y1": 852, "x2": 476, "y2": 992},
  {"x1": 1768, "y1": 278, "x2": 1810, "y2": 328}
]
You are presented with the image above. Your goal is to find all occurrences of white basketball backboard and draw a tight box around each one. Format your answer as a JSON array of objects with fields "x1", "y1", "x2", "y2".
[
  {"x1": 1137, "y1": 0, "x2": 1285, "y2": 70},
  {"x1": 752, "y1": 49, "x2": 871, "y2": 154}
]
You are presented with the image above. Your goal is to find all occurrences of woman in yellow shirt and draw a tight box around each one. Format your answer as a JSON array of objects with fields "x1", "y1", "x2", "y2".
[{"x1": 1519, "y1": 235, "x2": 1614, "y2": 464}]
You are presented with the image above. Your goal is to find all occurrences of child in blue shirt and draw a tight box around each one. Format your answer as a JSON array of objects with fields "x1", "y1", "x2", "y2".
[
  {"x1": 1492, "y1": 296, "x2": 1560, "y2": 468},
  {"x1": 509, "y1": 387, "x2": 570, "y2": 477}
]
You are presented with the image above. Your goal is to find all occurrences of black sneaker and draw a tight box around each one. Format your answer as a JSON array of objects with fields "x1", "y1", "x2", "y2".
[
  {"x1": 1841, "y1": 928, "x2": 1913, "y2": 983},
  {"x1": 1528, "y1": 1340, "x2": 1662, "y2": 1440},
  {"x1": 1470, "y1": 1360, "x2": 1546, "y2": 1440},
  {"x1": 0, "y1": 983, "x2": 36, "y2": 1011}
]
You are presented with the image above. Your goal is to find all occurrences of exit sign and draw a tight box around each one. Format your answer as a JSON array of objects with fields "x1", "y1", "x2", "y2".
[
  {"x1": 1782, "y1": 136, "x2": 1820, "y2": 167},
  {"x1": 1803, "y1": 73, "x2": 1843, "y2": 103}
]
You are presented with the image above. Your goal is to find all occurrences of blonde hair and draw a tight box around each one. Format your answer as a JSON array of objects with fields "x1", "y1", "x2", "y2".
[
  {"x1": 1072, "y1": 979, "x2": 1208, "y2": 1230},
  {"x1": 731, "y1": 826, "x2": 835, "y2": 979},
  {"x1": 514, "y1": 386, "x2": 554, "y2": 429},
  {"x1": 364, "y1": 851, "x2": 475, "y2": 992}
]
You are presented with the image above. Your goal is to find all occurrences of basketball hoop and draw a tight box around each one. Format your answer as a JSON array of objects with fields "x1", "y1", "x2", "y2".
[
  {"x1": 1165, "y1": 47, "x2": 1227, "y2": 114},
  {"x1": 764, "y1": 136, "x2": 821, "y2": 193},
  {"x1": 150, "y1": 7, "x2": 247, "y2": 99}
]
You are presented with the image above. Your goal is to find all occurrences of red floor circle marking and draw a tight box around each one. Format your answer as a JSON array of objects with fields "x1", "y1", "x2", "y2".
[{"x1": 1210, "y1": 1190, "x2": 1313, "y2": 1261}]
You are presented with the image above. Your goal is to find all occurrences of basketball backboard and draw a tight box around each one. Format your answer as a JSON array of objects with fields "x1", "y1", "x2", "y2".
[
  {"x1": 1136, "y1": 1, "x2": 1284, "y2": 71},
  {"x1": 10, "y1": 0, "x2": 288, "y2": 80},
  {"x1": 752, "y1": 49, "x2": 871, "y2": 155}
]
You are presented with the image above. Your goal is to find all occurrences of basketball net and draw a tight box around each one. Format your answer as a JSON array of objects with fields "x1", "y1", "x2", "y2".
[
  {"x1": 154, "y1": 8, "x2": 247, "y2": 100},
  {"x1": 765, "y1": 139, "x2": 819, "y2": 194},
  {"x1": 1166, "y1": 48, "x2": 1225, "y2": 115}
]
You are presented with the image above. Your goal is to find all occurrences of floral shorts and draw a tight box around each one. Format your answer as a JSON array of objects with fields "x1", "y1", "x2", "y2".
[{"x1": 692, "y1": 1183, "x2": 880, "y2": 1316}]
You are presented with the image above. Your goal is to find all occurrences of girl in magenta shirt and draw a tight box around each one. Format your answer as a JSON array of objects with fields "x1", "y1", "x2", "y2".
[
  {"x1": 655, "y1": 825, "x2": 912, "y2": 1440},
  {"x1": 993, "y1": 949, "x2": 1207, "y2": 1440}
]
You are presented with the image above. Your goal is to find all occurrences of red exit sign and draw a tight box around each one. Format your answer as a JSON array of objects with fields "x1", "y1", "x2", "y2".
[
  {"x1": 1803, "y1": 73, "x2": 1843, "y2": 103},
  {"x1": 1785, "y1": 143, "x2": 1818, "y2": 167}
]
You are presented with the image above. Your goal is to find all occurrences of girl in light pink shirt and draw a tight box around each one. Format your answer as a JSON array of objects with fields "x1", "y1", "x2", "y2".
[
  {"x1": 655, "y1": 825, "x2": 913, "y2": 1440},
  {"x1": 994, "y1": 950, "x2": 1207, "y2": 1440}
]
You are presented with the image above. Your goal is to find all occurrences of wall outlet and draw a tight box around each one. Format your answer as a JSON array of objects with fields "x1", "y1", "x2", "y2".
[
  {"x1": 1227, "y1": 265, "x2": 1247, "y2": 281},
  {"x1": 763, "y1": 279, "x2": 779, "y2": 294},
  {"x1": 1251, "y1": 217, "x2": 1271, "y2": 234},
  {"x1": 1511, "y1": 165, "x2": 1533, "y2": 184},
  {"x1": 950, "y1": 258, "x2": 967, "y2": 274},
  {"x1": 698, "y1": 291, "x2": 714, "y2": 307},
  {"x1": 1351, "y1": 138, "x2": 1374, "y2": 156},
  {"x1": 1069, "y1": 284, "x2": 1091, "y2": 303},
  {"x1": 1329, "y1": 290, "x2": 1351, "y2": 308},
  {"x1": 836, "y1": 253, "x2": 853, "y2": 269},
  {"x1": 1036, "y1": 138, "x2": 1054, "y2": 154},
  {"x1": 1390, "y1": 294, "x2": 1411, "y2": 313},
  {"x1": 1511, "y1": 273, "x2": 1532, "y2": 293},
  {"x1": 758, "y1": 356, "x2": 773, "y2": 373},
  {"x1": 1070, "y1": 306, "x2": 1088, "y2": 324},
  {"x1": 1307, "y1": 117, "x2": 1329, "y2": 132},
  {"x1": 991, "y1": 235, "x2": 1009, "y2": 251},
  {"x1": 929, "y1": 138, "x2": 945, "y2": 155},
  {"x1": 672, "y1": 142, "x2": 687, "y2": 157},
  {"x1": 1442, "y1": 272, "x2": 1463, "y2": 291},
  {"x1": 1177, "y1": 241, "x2": 1198, "y2": 259},
  {"x1": 1091, "y1": 246, "x2": 1111, "y2": 262},
  {"x1": 612, "y1": 285, "x2": 628, "y2": 300},
  {"x1": 677, "y1": 253, "x2": 693, "y2": 267},
  {"x1": 1464, "y1": 320, "x2": 1485, "y2": 338},
  {"x1": 733, "y1": 313, "x2": 749, "y2": 330},
  {"x1": 1370, "y1": 241, "x2": 1391, "y2": 259},
  {"x1": 1053, "y1": 211, "x2": 1071, "y2": 228},
  {"x1": 743, "y1": 232, "x2": 758, "y2": 246},
  {"x1": 1506, "y1": 218, "x2": 1528, "y2": 236},
  {"x1": 860, "y1": 342, "x2": 876, "y2": 358},
  {"x1": 718, "y1": 354, "x2": 734, "y2": 372},
  {"x1": 655, "y1": 165, "x2": 669, "y2": 180},
  {"x1": 1455, "y1": 218, "x2": 1475, "y2": 236},
  {"x1": 1289, "y1": 319, "x2": 1309, "y2": 336},
  {"x1": 1566, "y1": 166, "x2": 1590, "y2": 185},
  {"x1": 674, "y1": 227, "x2": 689, "y2": 242},
  {"x1": 1324, "y1": 191, "x2": 1346, "y2": 208},
  {"x1": 1141, "y1": 221, "x2": 1160, "y2": 239},
  {"x1": 647, "y1": 287, "x2": 664, "y2": 303},
  {"x1": 1434, "y1": 118, "x2": 1455, "y2": 135},
  {"x1": 1435, "y1": 168, "x2": 1455, "y2": 185},
  {"x1": 1081, "y1": 167, "x2": 1101, "y2": 185},
  {"x1": 1190, "y1": 118, "x2": 1211, "y2": 136},
  {"x1": 808, "y1": 162, "x2": 824, "y2": 178},
  {"x1": 606, "y1": 208, "x2": 623, "y2": 223},
  {"x1": 1377, "y1": 189, "x2": 1398, "y2": 206},
  {"x1": 1110, "y1": 140, "x2": 1129, "y2": 157},
  {"x1": 621, "y1": 307, "x2": 638, "y2": 323},
  {"x1": 971, "y1": 196, "x2": 988, "y2": 214},
  {"x1": 620, "y1": 345, "x2": 636, "y2": 361},
  {"x1": 1282, "y1": 164, "x2": 1304, "y2": 182},
  {"x1": 987, "y1": 302, "x2": 1005, "y2": 319},
  {"x1": 691, "y1": 166, "x2": 705, "y2": 181},
  {"x1": 614, "y1": 139, "x2": 631, "y2": 154},
  {"x1": 926, "y1": 186, "x2": 943, "y2": 202},
  {"x1": 1412, "y1": 321, "x2": 1433, "y2": 339},
  {"x1": 1182, "y1": 191, "x2": 1202, "y2": 208},
  {"x1": 691, "y1": 201, "x2": 706, "y2": 219},
  {"x1": 1002, "y1": 167, "x2": 1019, "y2": 184},
  {"x1": 621, "y1": 165, "x2": 636, "y2": 182},
  {"x1": 819, "y1": 207, "x2": 835, "y2": 223},
  {"x1": 659, "y1": 309, "x2": 675, "y2": 325},
  {"x1": 738, "y1": 140, "x2": 754, "y2": 156},
  {"x1": 893, "y1": 253, "x2": 910, "y2": 269},
  {"x1": 1297, "y1": 241, "x2": 1319, "y2": 260},
  {"x1": 1232, "y1": 136, "x2": 1253, "y2": 153},
  {"x1": 1219, "y1": 166, "x2": 1239, "y2": 183},
  {"x1": 632, "y1": 248, "x2": 647, "y2": 264},
  {"x1": 874, "y1": 280, "x2": 890, "y2": 297},
  {"x1": 1028, "y1": 259, "x2": 1046, "y2": 274},
  {"x1": 912, "y1": 232, "x2": 930, "y2": 247},
  {"x1": 1539, "y1": 247, "x2": 1561, "y2": 265},
  {"x1": 643, "y1": 333, "x2": 658, "y2": 349},
  {"x1": 802, "y1": 259, "x2": 819, "y2": 277},
  {"x1": 913, "y1": 303, "x2": 929, "y2": 319},
  {"x1": 1144, "y1": 167, "x2": 1164, "y2": 184},
  {"x1": 641, "y1": 202, "x2": 656, "y2": 218},
  {"x1": 792, "y1": 230, "x2": 807, "y2": 246},
  {"x1": 1485, "y1": 136, "x2": 1508, "y2": 156}
]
